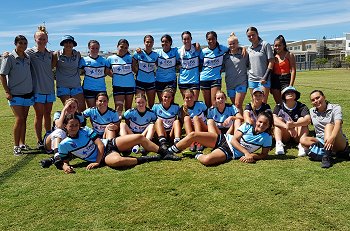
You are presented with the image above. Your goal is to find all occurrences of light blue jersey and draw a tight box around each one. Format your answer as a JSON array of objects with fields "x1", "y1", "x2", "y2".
[
  {"x1": 107, "y1": 54, "x2": 135, "y2": 87},
  {"x1": 207, "y1": 104, "x2": 239, "y2": 129},
  {"x1": 178, "y1": 46, "x2": 200, "y2": 84},
  {"x1": 231, "y1": 123, "x2": 272, "y2": 158},
  {"x1": 185, "y1": 101, "x2": 207, "y2": 122},
  {"x1": 200, "y1": 45, "x2": 228, "y2": 81},
  {"x1": 83, "y1": 107, "x2": 119, "y2": 137},
  {"x1": 152, "y1": 103, "x2": 180, "y2": 131},
  {"x1": 123, "y1": 108, "x2": 157, "y2": 133},
  {"x1": 156, "y1": 48, "x2": 179, "y2": 82},
  {"x1": 58, "y1": 126, "x2": 99, "y2": 162},
  {"x1": 133, "y1": 50, "x2": 158, "y2": 83},
  {"x1": 79, "y1": 55, "x2": 109, "y2": 91}
]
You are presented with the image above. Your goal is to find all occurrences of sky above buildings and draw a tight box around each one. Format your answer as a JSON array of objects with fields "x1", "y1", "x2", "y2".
[{"x1": 0, "y1": 0, "x2": 349, "y2": 53}]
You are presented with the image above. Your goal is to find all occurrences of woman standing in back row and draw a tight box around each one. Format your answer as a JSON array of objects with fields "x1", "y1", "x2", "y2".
[
  {"x1": 246, "y1": 27, "x2": 274, "y2": 103},
  {"x1": 53, "y1": 35, "x2": 85, "y2": 112}
]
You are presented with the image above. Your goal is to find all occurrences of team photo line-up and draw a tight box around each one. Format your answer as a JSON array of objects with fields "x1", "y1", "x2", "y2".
[{"x1": 1, "y1": 25, "x2": 349, "y2": 173}]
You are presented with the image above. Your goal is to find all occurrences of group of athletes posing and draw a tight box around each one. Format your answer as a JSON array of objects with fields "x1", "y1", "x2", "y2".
[{"x1": 0, "y1": 25, "x2": 348, "y2": 173}]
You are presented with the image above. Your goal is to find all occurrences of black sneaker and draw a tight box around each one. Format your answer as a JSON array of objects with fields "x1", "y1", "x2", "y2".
[
  {"x1": 37, "y1": 141, "x2": 45, "y2": 150},
  {"x1": 40, "y1": 157, "x2": 54, "y2": 168},
  {"x1": 162, "y1": 149, "x2": 181, "y2": 161},
  {"x1": 321, "y1": 155, "x2": 332, "y2": 168}
]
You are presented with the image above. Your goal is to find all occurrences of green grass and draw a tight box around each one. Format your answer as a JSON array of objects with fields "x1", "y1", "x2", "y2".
[{"x1": 1, "y1": 69, "x2": 350, "y2": 230}]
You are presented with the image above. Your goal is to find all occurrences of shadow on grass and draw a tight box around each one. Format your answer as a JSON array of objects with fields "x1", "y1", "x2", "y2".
[
  {"x1": 0, "y1": 154, "x2": 36, "y2": 185},
  {"x1": 266, "y1": 154, "x2": 297, "y2": 160}
]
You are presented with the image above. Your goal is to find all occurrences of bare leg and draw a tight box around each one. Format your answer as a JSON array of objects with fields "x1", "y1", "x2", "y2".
[
  {"x1": 114, "y1": 134, "x2": 159, "y2": 153},
  {"x1": 197, "y1": 149, "x2": 227, "y2": 166},
  {"x1": 201, "y1": 89, "x2": 211, "y2": 108},
  {"x1": 125, "y1": 94, "x2": 134, "y2": 112},
  {"x1": 324, "y1": 124, "x2": 347, "y2": 152},
  {"x1": 11, "y1": 106, "x2": 29, "y2": 146},
  {"x1": 43, "y1": 102, "x2": 53, "y2": 132},
  {"x1": 33, "y1": 102, "x2": 45, "y2": 143},
  {"x1": 85, "y1": 98, "x2": 96, "y2": 108},
  {"x1": 114, "y1": 95, "x2": 125, "y2": 116},
  {"x1": 183, "y1": 116, "x2": 194, "y2": 135},
  {"x1": 207, "y1": 119, "x2": 220, "y2": 135},
  {"x1": 146, "y1": 89, "x2": 156, "y2": 108},
  {"x1": 175, "y1": 131, "x2": 218, "y2": 150},
  {"x1": 271, "y1": 88, "x2": 282, "y2": 105},
  {"x1": 210, "y1": 86, "x2": 221, "y2": 107},
  {"x1": 262, "y1": 86, "x2": 270, "y2": 104},
  {"x1": 235, "y1": 92, "x2": 246, "y2": 115},
  {"x1": 104, "y1": 152, "x2": 138, "y2": 168}
]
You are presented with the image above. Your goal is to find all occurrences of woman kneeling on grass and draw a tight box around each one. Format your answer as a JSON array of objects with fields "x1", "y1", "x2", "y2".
[
  {"x1": 167, "y1": 110, "x2": 273, "y2": 166},
  {"x1": 300, "y1": 90, "x2": 349, "y2": 168},
  {"x1": 55, "y1": 114, "x2": 176, "y2": 174}
]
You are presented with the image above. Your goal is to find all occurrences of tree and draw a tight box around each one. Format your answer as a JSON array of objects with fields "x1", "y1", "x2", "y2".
[
  {"x1": 314, "y1": 58, "x2": 328, "y2": 70},
  {"x1": 345, "y1": 56, "x2": 350, "y2": 69}
]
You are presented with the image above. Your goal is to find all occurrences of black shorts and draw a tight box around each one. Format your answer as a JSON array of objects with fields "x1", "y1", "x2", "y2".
[
  {"x1": 200, "y1": 79, "x2": 221, "y2": 90},
  {"x1": 215, "y1": 134, "x2": 234, "y2": 160},
  {"x1": 271, "y1": 73, "x2": 291, "y2": 90},
  {"x1": 178, "y1": 83, "x2": 200, "y2": 90},
  {"x1": 113, "y1": 86, "x2": 135, "y2": 96},
  {"x1": 155, "y1": 80, "x2": 177, "y2": 92},
  {"x1": 105, "y1": 138, "x2": 120, "y2": 155},
  {"x1": 83, "y1": 89, "x2": 107, "y2": 99},
  {"x1": 135, "y1": 80, "x2": 156, "y2": 91}
]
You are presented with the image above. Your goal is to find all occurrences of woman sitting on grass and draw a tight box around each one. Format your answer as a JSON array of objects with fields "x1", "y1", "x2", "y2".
[
  {"x1": 207, "y1": 90, "x2": 243, "y2": 135},
  {"x1": 55, "y1": 114, "x2": 175, "y2": 174},
  {"x1": 243, "y1": 87, "x2": 271, "y2": 125},
  {"x1": 167, "y1": 110, "x2": 273, "y2": 166},
  {"x1": 300, "y1": 90, "x2": 349, "y2": 168},
  {"x1": 83, "y1": 92, "x2": 120, "y2": 139},
  {"x1": 273, "y1": 86, "x2": 310, "y2": 156}
]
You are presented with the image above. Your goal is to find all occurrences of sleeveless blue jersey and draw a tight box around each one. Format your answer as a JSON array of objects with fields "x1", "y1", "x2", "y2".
[
  {"x1": 185, "y1": 101, "x2": 207, "y2": 122},
  {"x1": 83, "y1": 107, "x2": 119, "y2": 137},
  {"x1": 207, "y1": 103, "x2": 239, "y2": 128},
  {"x1": 178, "y1": 47, "x2": 200, "y2": 84},
  {"x1": 79, "y1": 55, "x2": 109, "y2": 91},
  {"x1": 58, "y1": 126, "x2": 99, "y2": 162},
  {"x1": 200, "y1": 45, "x2": 228, "y2": 81},
  {"x1": 123, "y1": 108, "x2": 157, "y2": 133},
  {"x1": 152, "y1": 103, "x2": 180, "y2": 131},
  {"x1": 156, "y1": 48, "x2": 179, "y2": 82},
  {"x1": 133, "y1": 50, "x2": 158, "y2": 83},
  {"x1": 230, "y1": 123, "x2": 272, "y2": 158},
  {"x1": 107, "y1": 54, "x2": 135, "y2": 87}
]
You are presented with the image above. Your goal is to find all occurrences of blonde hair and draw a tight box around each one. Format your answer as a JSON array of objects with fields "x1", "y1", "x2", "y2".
[
  {"x1": 214, "y1": 90, "x2": 227, "y2": 108},
  {"x1": 228, "y1": 32, "x2": 238, "y2": 43},
  {"x1": 65, "y1": 98, "x2": 79, "y2": 107},
  {"x1": 35, "y1": 25, "x2": 48, "y2": 38}
]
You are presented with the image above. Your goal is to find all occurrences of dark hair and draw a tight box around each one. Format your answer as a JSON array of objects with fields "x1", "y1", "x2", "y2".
[
  {"x1": 95, "y1": 92, "x2": 109, "y2": 101},
  {"x1": 206, "y1": 31, "x2": 221, "y2": 51},
  {"x1": 88, "y1": 40, "x2": 100, "y2": 48},
  {"x1": 161, "y1": 34, "x2": 172, "y2": 46},
  {"x1": 274, "y1": 35, "x2": 288, "y2": 55},
  {"x1": 181, "y1": 31, "x2": 192, "y2": 40},
  {"x1": 144, "y1": 35, "x2": 154, "y2": 42},
  {"x1": 310, "y1": 90, "x2": 329, "y2": 104},
  {"x1": 162, "y1": 87, "x2": 175, "y2": 104},
  {"x1": 257, "y1": 110, "x2": 274, "y2": 135},
  {"x1": 14, "y1": 35, "x2": 28, "y2": 45},
  {"x1": 246, "y1": 27, "x2": 262, "y2": 41},
  {"x1": 117, "y1": 39, "x2": 129, "y2": 47},
  {"x1": 63, "y1": 114, "x2": 80, "y2": 126}
]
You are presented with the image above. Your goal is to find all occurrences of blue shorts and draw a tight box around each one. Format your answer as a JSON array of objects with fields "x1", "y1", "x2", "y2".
[
  {"x1": 57, "y1": 86, "x2": 83, "y2": 97},
  {"x1": 9, "y1": 93, "x2": 34, "y2": 106},
  {"x1": 200, "y1": 79, "x2": 221, "y2": 90},
  {"x1": 83, "y1": 89, "x2": 107, "y2": 99},
  {"x1": 155, "y1": 80, "x2": 177, "y2": 92},
  {"x1": 178, "y1": 83, "x2": 200, "y2": 90},
  {"x1": 136, "y1": 80, "x2": 156, "y2": 91},
  {"x1": 34, "y1": 93, "x2": 56, "y2": 103},
  {"x1": 227, "y1": 85, "x2": 247, "y2": 98},
  {"x1": 113, "y1": 86, "x2": 135, "y2": 95},
  {"x1": 248, "y1": 80, "x2": 271, "y2": 89}
]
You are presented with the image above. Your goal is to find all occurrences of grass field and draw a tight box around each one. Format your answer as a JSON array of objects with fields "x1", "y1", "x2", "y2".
[{"x1": 1, "y1": 69, "x2": 350, "y2": 231}]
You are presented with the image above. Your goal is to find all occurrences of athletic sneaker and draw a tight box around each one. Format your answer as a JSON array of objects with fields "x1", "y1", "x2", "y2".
[
  {"x1": 297, "y1": 143, "x2": 307, "y2": 157},
  {"x1": 161, "y1": 149, "x2": 181, "y2": 161},
  {"x1": 13, "y1": 146, "x2": 23, "y2": 156},
  {"x1": 37, "y1": 141, "x2": 45, "y2": 150},
  {"x1": 321, "y1": 155, "x2": 332, "y2": 168},
  {"x1": 189, "y1": 142, "x2": 197, "y2": 152},
  {"x1": 20, "y1": 144, "x2": 30, "y2": 151},
  {"x1": 275, "y1": 141, "x2": 285, "y2": 155},
  {"x1": 197, "y1": 143, "x2": 204, "y2": 152}
]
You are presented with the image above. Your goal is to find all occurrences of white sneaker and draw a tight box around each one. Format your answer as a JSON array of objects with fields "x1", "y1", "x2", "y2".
[
  {"x1": 298, "y1": 143, "x2": 307, "y2": 157},
  {"x1": 275, "y1": 141, "x2": 285, "y2": 155}
]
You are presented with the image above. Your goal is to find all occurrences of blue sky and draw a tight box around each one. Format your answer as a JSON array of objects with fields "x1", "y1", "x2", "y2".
[{"x1": 1, "y1": 0, "x2": 349, "y2": 53}]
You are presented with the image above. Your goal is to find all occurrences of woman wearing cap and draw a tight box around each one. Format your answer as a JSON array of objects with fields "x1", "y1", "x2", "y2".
[
  {"x1": 53, "y1": 35, "x2": 85, "y2": 112},
  {"x1": 0, "y1": 35, "x2": 34, "y2": 156},
  {"x1": 273, "y1": 86, "x2": 311, "y2": 156},
  {"x1": 271, "y1": 35, "x2": 296, "y2": 104},
  {"x1": 246, "y1": 27, "x2": 274, "y2": 103},
  {"x1": 243, "y1": 87, "x2": 271, "y2": 125},
  {"x1": 107, "y1": 39, "x2": 135, "y2": 116},
  {"x1": 299, "y1": 90, "x2": 349, "y2": 168}
]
